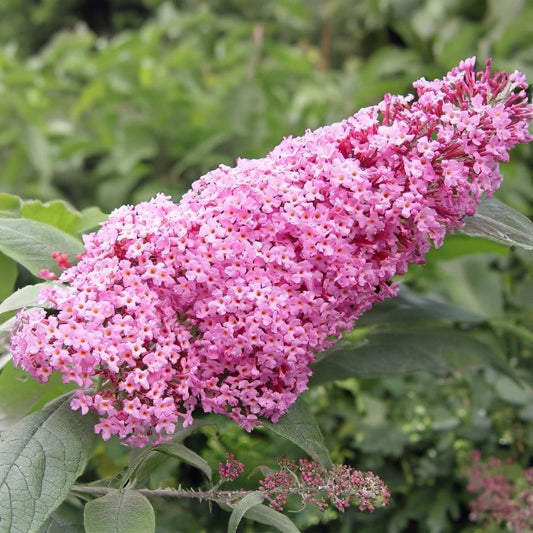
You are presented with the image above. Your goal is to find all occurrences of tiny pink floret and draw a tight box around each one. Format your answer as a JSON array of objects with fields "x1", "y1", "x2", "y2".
[{"x1": 10, "y1": 58, "x2": 533, "y2": 446}]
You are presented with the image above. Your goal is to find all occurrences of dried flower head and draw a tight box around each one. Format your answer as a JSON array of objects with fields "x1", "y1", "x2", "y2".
[{"x1": 258, "y1": 455, "x2": 390, "y2": 513}]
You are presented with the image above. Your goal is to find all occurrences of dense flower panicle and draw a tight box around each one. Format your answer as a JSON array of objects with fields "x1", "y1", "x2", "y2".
[{"x1": 10, "y1": 58, "x2": 533, "y2": 446}]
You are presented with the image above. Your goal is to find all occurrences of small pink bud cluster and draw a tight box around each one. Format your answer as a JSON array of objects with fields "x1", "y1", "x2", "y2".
[
  {"x1": 258, "y1": 455, "x2": 390, "y2": 512},
  {"x1": 38, "y1": 252, "x2": 73, "y2": 281},
  {"x1": 10, "y1": 58, "x2": 533, "y2": 446},
  {"x1": 464, "y1": 451, "x2": 533, "y2": 532},
  {"x1": 218, "y1": 453, "x2": 245, "y2": 480}
]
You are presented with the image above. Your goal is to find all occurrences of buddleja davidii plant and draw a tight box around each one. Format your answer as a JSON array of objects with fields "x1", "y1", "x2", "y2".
[{"x1": 1, "y1": 57, "x2": 533, "y2": 533}]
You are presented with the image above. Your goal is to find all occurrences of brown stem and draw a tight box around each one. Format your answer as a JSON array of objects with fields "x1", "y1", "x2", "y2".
[
  {"x1": 247, "y1": 24, "x2": 264, "y2": 79},
  {"x1": 319, "y1": 17, "x2": 333, "y2": 72}
]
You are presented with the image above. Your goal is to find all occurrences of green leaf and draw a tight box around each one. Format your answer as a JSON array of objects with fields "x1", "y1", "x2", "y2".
[
  {"x1": 83, "y1": 490, "x2": 155, "y2": 533},
  {"x1": 123, "y1": 419, "x2": 215, "y2": 488},
  {"x1": 123, "y1": 452, "x2": 169, "y2": 490},
  {"x1": 71, "y1": 78, "x2": 106, "y2": 119},
  {"x1": 461, "y1": 197, "x2": 533, "y2": 249},
  {"x1": 111, "y1": 125, "x2": 157, "y2": 175},
  {"x1": 23, "y1": 126, "x2": 52, "y2": 181},
  {"x1": 0, "y1": 194, "x2": 21, "y2": 217},
  {"x1": 0, "y1": 282, "x2": 61, "y2": 315},
  {"x1": 357, "y1": 284, "x2": 484, "y2": 327},
  {"x1": 171, "y1": 132, "x2": 233, "y2": 176},
  {"x1": 437, "y1": 255, "x2": 504, "y2": 319},
  {"x1": 228, "y1": 492, "x2": 264, "y2": 533},
  {"x1": 242, "y1": 503, "x2": 301, "y2": 533},
  {"x1": 0, "y1": 217, "x2": 84, "y2": 276},
  {"x1": 0, "y1": 358, "x2": 11, "y2": 374},
  {"x1": 13, "y1": 197, "x2": 108, "y2": 236},
  {"x1": 262, "y1": 397, "x2": 332, "y2": 468},
  {"x1": 310, "y1": 328, "x2": 510, "y2": 384},
  {"x1": 154, "y1": 442, "x2": 212, "y2": 482},
  {"x1": 0, "y1": 253, "x2": 18, "y2": 303},
  {"x1": 0, "y1": 394, "x2": 96, "y2": 533},
  {"x1": 0, "y1": 318, "x2": 16, "y2": 339},
  {"x1": 0, "y1": 361, "x2": 75, "y2": 431},
  {"x1": 38, "y1": 501, "x2": 85, "y2": 533},
  {"x1": 493, "y1": 374, "x2": 533, "y2": 405},
  {"x1": 21, "y1": 201, "x2": 81, "y2": 237},
  {"x1": 357, "y1": 423, "x2": 409, "y2": 457},
  {"x1": 75, "y1": 207, "x2": 108, "y2": 234},
  {"x1": 426, "y1": 486, "x2": 459, "y2": 533},
  {"x1": 426, "y1": 234, "x2": 508, "y2": 262}
]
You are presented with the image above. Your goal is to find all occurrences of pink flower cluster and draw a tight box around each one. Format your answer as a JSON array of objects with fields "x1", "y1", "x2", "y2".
[
  {"x1": 218, "y1": 453, "x2": 246, "y2": 480},
  {"x1": 10, "y1": 58, "x2": 533, "y2": 446},
  {"x1": 259, "y1": 455, "x2": 390, "y2": 512},
  {"x1": 464, "y1": 451, "x2": 533, "y2": 532}
]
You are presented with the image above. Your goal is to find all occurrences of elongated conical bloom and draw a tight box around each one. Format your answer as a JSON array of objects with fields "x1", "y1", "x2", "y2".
[{"x1": 10, "y1": 58, "x2": 533, "y2": 446}]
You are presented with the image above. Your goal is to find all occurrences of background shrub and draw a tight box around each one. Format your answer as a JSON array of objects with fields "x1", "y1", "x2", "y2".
[{"x1": 0, "y1": 1, "x2": 532, "y2": 531}]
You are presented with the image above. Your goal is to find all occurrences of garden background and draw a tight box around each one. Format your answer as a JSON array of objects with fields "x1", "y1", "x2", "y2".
[{"x1": 0, "y1": 0, "x2": 532, "y2": 531}]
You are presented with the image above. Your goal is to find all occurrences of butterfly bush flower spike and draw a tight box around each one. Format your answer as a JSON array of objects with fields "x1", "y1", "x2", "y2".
[{"x1": 10, "y1": 58, "x2": 533, "y2": 446}]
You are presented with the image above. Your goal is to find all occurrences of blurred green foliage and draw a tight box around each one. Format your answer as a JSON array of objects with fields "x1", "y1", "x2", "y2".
[
  {"x1": 0, "y1": 1, "x2": 532, "y2": 532},
  {"x1": 1, "y1": 0, "x2": 532, "y2": 212}
]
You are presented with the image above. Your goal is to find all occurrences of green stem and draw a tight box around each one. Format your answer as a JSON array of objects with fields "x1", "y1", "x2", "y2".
[
  {"x1": 71, "y1": 484, "x2": 247, "y2": 504},
  {"x1": 71, "y1": 483, "x2": 373, "y2": 503},
  {"x1": 491, "y1": 320, "x2": 533, "y2": 346}
]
